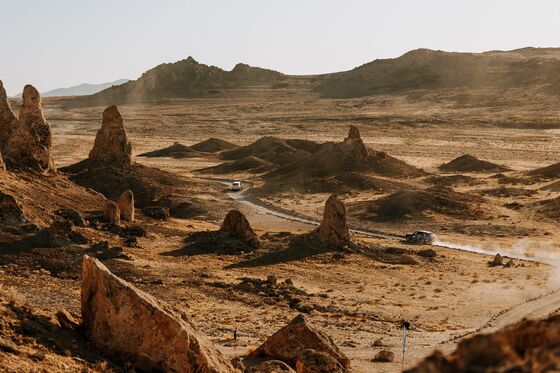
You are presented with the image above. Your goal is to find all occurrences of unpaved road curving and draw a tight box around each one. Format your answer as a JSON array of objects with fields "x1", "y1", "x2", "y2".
[{"x1": 213, "y1": 178, "x2": 560, "y2": 345}]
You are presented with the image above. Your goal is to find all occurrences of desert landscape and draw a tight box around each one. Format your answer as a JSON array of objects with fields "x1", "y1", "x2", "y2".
[{"x1": 2, "y1": 46, "x2": 560, "y2": 373}]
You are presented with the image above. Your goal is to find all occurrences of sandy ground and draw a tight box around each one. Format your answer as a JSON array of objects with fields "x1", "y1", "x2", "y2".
[{"x1": 2, "y1": 90, "x2": 560, "y2": 372}]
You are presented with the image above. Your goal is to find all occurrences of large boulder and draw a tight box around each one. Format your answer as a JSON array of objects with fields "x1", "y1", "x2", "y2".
[
  {"x1": 249, "y1": 314, "x2": 350, "y2": 370},
  {"x1": 88, "y1": 105, "x2": 132, "y2": 164},
  {"x1": 0, "y1": 80, "x2": 18, "y2": 152},
  {"x1": 117, "y1": 190, "x2": 134, "y2": 222},
  {"x1": 315, "y1": 195, "x2": 350, "y2": 247},
  {"x1": 4, "y1": 85, "x2": 54, "y2": 172},
  {"x1": 81, "y1": 255, "x2": 234, "y2": 373},
  {"x1": 219, "y1": 209, "x2": 260, "y2": 249},
  {"x1": 407, "y1": 315, "x2": 560, "y2": 372}
]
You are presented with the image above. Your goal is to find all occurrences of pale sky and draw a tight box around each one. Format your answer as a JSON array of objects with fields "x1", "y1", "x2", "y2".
[{"x1": 1, "y1": 0, "x2": 559, "y2": 96}]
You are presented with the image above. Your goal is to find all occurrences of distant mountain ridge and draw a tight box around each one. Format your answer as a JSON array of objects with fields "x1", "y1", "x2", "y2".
[
  {"x1": 12, "y1": 79, "x2": 129, "y2": 98},
  {"x1": 315, "y1": 47, "x2": 560, "y2": 98},
  {"x1": 70, "y1": 57, "x2": 286, "y2": 106},
  {"x1": 67, "y1": 47, "x2": 560, "y2": 105}
]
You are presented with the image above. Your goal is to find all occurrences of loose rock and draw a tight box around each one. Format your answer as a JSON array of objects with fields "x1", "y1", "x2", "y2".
[{"x1": 372, "y1": 350, "x2": 395, "y2": 362}]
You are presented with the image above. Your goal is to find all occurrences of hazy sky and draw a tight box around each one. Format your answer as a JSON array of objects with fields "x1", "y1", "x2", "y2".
[{"x1": 1, "y1": 0, "x2": 560, "y2": 95}]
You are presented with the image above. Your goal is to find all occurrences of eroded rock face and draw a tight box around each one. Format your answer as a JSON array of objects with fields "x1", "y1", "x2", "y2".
[
  {"x1": 0, "y1": 151, "x2": 5, "y2": 171},
  {"x1": 117, "y1": 190, "x2": 134, "y2": 222},
  {"x1": 89, "y1": 105, "x2": 132, "y2": 164},
  {"x1": 219, "y1": 209, "x2": 259, "y2": 249},
  {"x1": 81, "y1": 255, "x2": 234, "y2": 373},
  {"x1": 4, "y1": 85, "x2": 54, "y2": 172},
  {"x1": 249, "y1": 314, "x2": 350, "y2": 370},
  {"x1": 407, "y1": 315, "x2": 560, "y2": 373},
  {"x1": 315, "y1": 195, "x2": 350, "y2": 247},
  {"x1": 0, "y1": 81, "x2": 18, "y2": 152},
  {"x1": 103, "y1": 200, "x2": 120, "y2": 225}
]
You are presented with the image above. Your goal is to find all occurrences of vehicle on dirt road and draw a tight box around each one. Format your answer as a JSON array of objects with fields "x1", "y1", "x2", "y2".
[
  {"x1": 230, "y1": 180, "x2": 243, "y2": 191},
  {"x1": 405, "y1": 230, "x2": 435, "y2": 244}
]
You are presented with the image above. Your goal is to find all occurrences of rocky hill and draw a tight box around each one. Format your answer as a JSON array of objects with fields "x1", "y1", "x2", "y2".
[
  {"x1": 65, "y1": 47, "x2": 560, "y2": 105},
  {"x1": 69, "y1": 57, "x2": 287, "y2": 106},
  {"x1": 315, "y1": 47, "x2": 560, "y2": 98}
]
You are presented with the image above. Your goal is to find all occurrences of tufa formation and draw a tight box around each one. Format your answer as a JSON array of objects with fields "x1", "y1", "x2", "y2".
[
  {"x1": 103, "y1": 200, "x2": 121, "y2": 225},
  {"x1": 315, "y1": 195, "x2": 351, "y2": 247},
  {"x1": 219, "y1": 209, "x2": 260, "y2": 249},
  {"x1": 345, "y1": 125, "x2": 361, "y2": 141},
  {"x1": 81, "y1": 255, "x2": 234, "y2": 373},
  {"x1": 117, "y1": 190, "x2": 135, "y2": 222},
  {"x1": 89, "y1": 105, "x2": 132, "y2": 164},
  {"x1": 0, "y1": 80, "x2": 18, "y2": 151},
  {"x1": 1, "y1": 84, "x2": 54, "y2": 172}
]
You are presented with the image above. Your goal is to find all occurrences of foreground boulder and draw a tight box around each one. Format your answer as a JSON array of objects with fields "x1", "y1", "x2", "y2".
[
  {"x1": 249, "y1": 314, "x2": 350, "y2": 370},
  {"x1": 81, "y1": 255, "x2": 234, "y2": 373},
  {"x1": 88, "y1": 105, "x2": 132, "y2": 164},
  {"x1": 117, "y1": 189, "x2": 134, "y2": 222},
  {"x1": 4, "y1": 85, "x2": 54, "y2": 172},
  {"x1": 407, "y1": 315, "x2": 560, "y2": 372},
  {"x1": 315, "y1": 195, "x2": 350, "y2": 247}
]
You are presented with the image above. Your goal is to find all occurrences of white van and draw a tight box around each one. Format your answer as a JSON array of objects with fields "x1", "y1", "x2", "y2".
[{"x1": 231, "y1": 180, "x2": 243, "y2": 191}]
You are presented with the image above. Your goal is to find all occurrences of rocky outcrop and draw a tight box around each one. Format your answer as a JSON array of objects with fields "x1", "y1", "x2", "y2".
[
  {"x1": 249, "y1": 314, "x2": 350, "y2": 370},
  {"x1": 345, "y1": 125, "x2": 361, "y2": 141},
  {"x1": 117, "y1": 190, "x2": 134, "y2": 222},
  {"x1": 315, "y1": 195, "x2": 350, "y2": 247},
  {"x1": 103, "y1": 200, "x2": 120, "y2": 225},
  {"x1": 81, "y1": 255, "x2": 234, "y2": 373},
  {"x1": 219, "y1": 209, "x2": 260, "y2": 249},
  {"x1": 0, "y1": 151, "x2": 5, "y2": 171},
  {"x1": 407, "y1": 314, "x2": 560, "y2": 372},
  {"x1": 3, "y1": 85, "x2": 54, "y2": 172},
  {"x1": 0, "y1": 81, "x2": 18, "y2": 152},
  {"x1": 88, "y1": 105, "x2": 132, "y2": 164}
]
